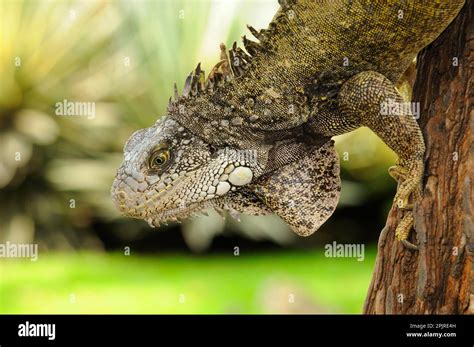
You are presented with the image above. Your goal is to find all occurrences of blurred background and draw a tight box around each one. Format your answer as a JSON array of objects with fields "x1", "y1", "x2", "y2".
[{"x1": 0, "y1": 0, "x2": 399, "y2": 314}]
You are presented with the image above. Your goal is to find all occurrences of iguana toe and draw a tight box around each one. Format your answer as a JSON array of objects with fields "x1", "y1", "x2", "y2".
[
  {"x1": 388, "y1": 165, "x2": 408, "y2": 181},
  {"x1": 395, "y1": 211, "x2": 418, "y2": 251}
]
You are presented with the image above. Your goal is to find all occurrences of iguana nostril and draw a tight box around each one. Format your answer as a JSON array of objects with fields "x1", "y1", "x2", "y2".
[
  {"x1": 112, "y1": 190, "x2": 128, "y2": 213},
  {"x1": 113, "y1": 190, "x2": 127, "y2": 204}
]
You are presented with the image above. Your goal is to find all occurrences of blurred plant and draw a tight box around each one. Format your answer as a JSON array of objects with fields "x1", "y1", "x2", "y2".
[{"x1": 0, "y1": 1, "x2": 125, "y2": 247}]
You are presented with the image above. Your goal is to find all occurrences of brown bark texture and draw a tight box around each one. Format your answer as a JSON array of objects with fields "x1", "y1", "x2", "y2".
[{"x1": 364, "y1": 2, "x2": 473, "y2": 314}]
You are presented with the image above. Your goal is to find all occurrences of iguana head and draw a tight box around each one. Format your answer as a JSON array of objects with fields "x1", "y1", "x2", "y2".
[
  {"x1": 111, "y1": 116, "x2": 266, "y2": 226},
  {"x1": 112, "y1": 109, "x2": 341, "y2": 236}
]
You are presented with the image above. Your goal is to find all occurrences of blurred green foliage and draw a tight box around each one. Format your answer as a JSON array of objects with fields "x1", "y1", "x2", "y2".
[{"x1": 0, "y1": 249, "x2": 375, "y2": 313}]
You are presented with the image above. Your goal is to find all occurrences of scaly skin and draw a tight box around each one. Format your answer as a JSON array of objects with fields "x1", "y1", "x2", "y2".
[{"x1": 112, "y1": 0, "x2": 464, "y2": 245}]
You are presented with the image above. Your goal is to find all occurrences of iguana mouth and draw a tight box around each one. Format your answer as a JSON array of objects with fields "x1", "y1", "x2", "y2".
[
  {"x1": 144, "y1": 191, "x2": 258, "y2": 227},
  {"x1": 112, "y1": 165, "x2": 206, "y2": 218},
  {"x1": 145, "y1": 200, "x2": 214, "y2": 227}
]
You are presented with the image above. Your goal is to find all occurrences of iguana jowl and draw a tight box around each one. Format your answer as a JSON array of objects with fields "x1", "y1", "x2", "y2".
[{"x1": 111, "y1": 0, "x2": 465, "y2": 247}]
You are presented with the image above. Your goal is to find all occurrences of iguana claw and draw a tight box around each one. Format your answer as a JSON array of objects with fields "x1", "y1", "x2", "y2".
[
  {"x1": 390, "y1": 160, "x2": 423, "y2": 248},
  {"x1": 395, "y1": 208, "x2": 419, "y2": 251}
]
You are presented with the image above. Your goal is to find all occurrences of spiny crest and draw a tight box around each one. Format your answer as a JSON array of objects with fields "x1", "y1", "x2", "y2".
[
  {"x1": 167, "y1": 1, "x2": 295, "y2": 109},
  {"x1": 168, "y1": 40, "x2": 254, "y2": 108}
]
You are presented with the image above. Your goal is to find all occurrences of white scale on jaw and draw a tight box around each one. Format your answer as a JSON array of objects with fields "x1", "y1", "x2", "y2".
[
  {"x1": 228, "y1": 166, "x2": 253, "y2": 186},
  {"x1": 216, "y1": 181, "x2": 231, "y2": 195},
  {"x1": 216, "y1": 166, "x2": 253, "y2": 195}
]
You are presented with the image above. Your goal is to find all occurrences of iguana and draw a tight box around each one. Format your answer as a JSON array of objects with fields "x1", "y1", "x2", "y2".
[{"x1": 111, "y1": 0, "x2": 465, "y2": 249}]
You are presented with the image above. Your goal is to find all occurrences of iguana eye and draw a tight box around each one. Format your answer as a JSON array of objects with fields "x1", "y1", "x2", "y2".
[{"x1": 149, "y1": 148, "x2": 171, "y2": 169}]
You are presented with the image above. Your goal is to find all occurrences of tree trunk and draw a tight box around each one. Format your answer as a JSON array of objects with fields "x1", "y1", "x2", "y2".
[{"x1": 364, "y1": 2, "x2": 473, "y2": 314}]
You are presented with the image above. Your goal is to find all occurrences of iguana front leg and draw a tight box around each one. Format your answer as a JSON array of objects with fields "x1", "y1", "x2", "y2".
[{"x1": 338, "y1": 71, "x2": 425, "y2": 249}]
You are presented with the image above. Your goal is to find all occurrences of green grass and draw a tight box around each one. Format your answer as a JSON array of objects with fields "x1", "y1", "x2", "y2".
[{"x1": 0, "y1": 249, "x2": 375, "y2": 314}]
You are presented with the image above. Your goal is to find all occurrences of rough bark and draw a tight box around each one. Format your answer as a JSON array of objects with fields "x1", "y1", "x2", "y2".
[{"x1": 364, "y1": 2, "x2": 473, "y2": 314}]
